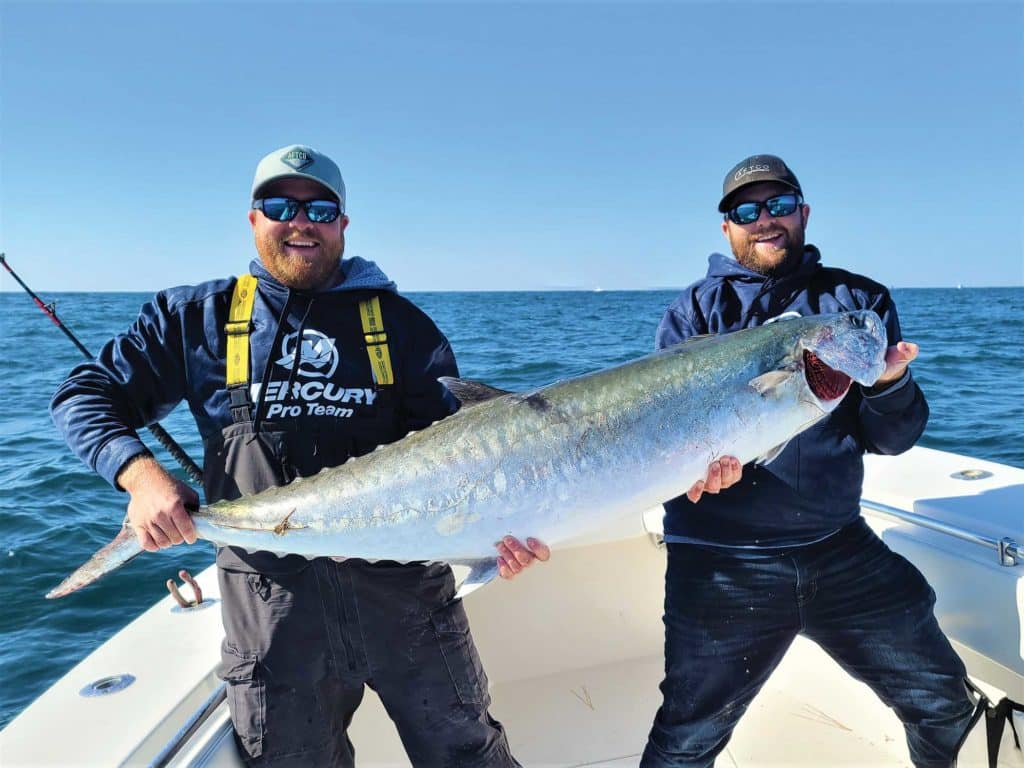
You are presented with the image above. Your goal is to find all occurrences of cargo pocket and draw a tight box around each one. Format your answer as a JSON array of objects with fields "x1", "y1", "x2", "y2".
[
  {"x1": 219, "y1": 644, "x2": 265, "y2": 759},
  {"x1": 430, "y1": 599, "x2": 488, "y2": 706}
]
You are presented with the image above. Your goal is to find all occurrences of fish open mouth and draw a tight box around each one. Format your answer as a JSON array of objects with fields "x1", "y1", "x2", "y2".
[{"x1": 804, "y1": 350, "x2": 852, "y2": 401}]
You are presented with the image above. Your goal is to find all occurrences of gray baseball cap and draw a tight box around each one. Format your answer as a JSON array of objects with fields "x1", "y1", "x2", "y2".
[
  {"x1": 718, "y1": 154, "x2": 801, "y2": 212},
  {"x1": 251, "y1": 144, "x2": 346, "y2": 211}
]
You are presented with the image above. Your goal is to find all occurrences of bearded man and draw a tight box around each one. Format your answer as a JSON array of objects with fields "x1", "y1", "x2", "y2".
[
  {"x1": 51, "y1": 144, "x2": 550, "y2": 767},
  {"x1": 641, "y1": 154, "x2": 976, "y2": 768}
]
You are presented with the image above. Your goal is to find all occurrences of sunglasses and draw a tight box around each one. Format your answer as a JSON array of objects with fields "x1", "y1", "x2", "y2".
[
  {"x1": 252, "y1": 197, "x2": 343, "y2": 224},
  {"x1": 725, "y1": 194, "x2": 802, "y2": 225}
]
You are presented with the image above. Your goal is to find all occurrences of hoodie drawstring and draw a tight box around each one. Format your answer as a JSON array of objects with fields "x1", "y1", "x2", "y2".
[
  {"x1": 284, "y1": 299, "x2": 314, "y2": 397},
  {"x1": 250, "y1": 290, "x2": 296, "y2": 440}
]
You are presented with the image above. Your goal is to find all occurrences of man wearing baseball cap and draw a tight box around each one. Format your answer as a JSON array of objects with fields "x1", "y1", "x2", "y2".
[
  {"x1": 641, "y1": 154, "x2": 976, "y2": 767},
  {"x1": 52, "y1": 144, "x2": 549, "y2": 766}
]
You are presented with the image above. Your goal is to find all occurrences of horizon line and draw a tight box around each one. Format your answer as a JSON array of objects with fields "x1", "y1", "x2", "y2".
[{"x1": 2, "y1": 285, "x2": 1023, "y2": 295}]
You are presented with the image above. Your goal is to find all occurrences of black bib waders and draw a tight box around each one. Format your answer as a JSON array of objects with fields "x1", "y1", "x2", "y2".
[{"x1": 207, "y1": 278, "x2": 518, "y2": 767}]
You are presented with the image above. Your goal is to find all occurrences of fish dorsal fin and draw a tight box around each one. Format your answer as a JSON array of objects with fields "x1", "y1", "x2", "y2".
[
  {"x1": 439, "y1": 377, "x2": 513, "y2": 408},
  {"x1": 665, "y1": 333, "x2": 720, "y2": 349}
]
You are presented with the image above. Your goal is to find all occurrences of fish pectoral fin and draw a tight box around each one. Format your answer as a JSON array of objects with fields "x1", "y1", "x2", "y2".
[
  {"x1": 272, "y1": 509, "x2": 310, "y2": 536},
  {"x1": 450, "y1": 557, "x2": 500, "y2": 599},
  {"x1": 754, "y1": 440, "x2": 791, "y2": 466},
  {"x1": 749, "y1": 370, "x2": 796, "y2": 397},
  {"x1": 439, "y1": 377, "x2": 513, "y2": 408}
]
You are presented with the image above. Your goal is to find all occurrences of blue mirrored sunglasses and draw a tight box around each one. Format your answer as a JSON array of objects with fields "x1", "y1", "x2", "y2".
[
  {"x1": 725, "y1": 194, "x2": 802, "y2": 225},
  {"x1": 252, "y1": 197, "x2": 342, "y2": 224}
]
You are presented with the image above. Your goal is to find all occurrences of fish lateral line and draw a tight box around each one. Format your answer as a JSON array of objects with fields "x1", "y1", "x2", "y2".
[{"x1": 204, "y1": 508, "x2": 307, "y2": 535}]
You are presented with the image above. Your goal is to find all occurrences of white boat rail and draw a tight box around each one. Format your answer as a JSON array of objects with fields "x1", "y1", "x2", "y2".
[
  {"x1": 861, "y1": 497, "x2": 1020, "y2": 566},
  {"x1": 149, "y1": 683, "x2": 226, "y2": 768}
]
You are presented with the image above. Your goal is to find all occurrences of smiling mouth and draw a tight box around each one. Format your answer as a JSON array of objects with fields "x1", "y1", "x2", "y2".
[
  {"x1": 284, "y1": 239, "x2": 318, "y2": 249},
  {"x1": 754, "y1": 232, "x2": 785, "y2": 245}
]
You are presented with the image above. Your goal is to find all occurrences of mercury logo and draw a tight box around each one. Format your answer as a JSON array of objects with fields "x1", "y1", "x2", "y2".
[{"x1": 275, "y1": 329, "x2": 339, "y2": 378}]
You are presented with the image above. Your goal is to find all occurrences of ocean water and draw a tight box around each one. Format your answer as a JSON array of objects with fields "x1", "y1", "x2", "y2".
[{"x1": 1, "y1": 286, "x2": 1022, "y2": 729}]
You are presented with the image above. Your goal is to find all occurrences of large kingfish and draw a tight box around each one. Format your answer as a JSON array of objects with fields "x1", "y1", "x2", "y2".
[{"x1": 48, "y1": 311, "x2": 888, "y2": 598}]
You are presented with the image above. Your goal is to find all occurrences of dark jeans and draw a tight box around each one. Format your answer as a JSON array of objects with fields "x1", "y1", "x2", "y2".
[
  {"x1": 217, "y1": 557, "x2": 518, "y2": 768},
  {"x1": 642, "y1": 519, "x2": 974, "y2": 768}
]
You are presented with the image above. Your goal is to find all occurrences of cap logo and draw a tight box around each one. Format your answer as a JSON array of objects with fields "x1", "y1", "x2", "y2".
[
  {"x1": 734, "y1": 163, "x2": 772, "y2": 181},
  {"x1": 281, "y1": 149, "x2": 313, "y2": 171}
]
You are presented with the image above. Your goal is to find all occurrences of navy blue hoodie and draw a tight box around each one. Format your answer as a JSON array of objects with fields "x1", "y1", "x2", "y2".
[
  {"x1": 51, "y1": 257, "x2": 458, "y2": 491},
  {"x1": 655, "y1": 247, "x2": 928, "y2": 548}
]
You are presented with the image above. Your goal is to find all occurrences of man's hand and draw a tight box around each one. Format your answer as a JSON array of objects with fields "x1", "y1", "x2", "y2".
[
  {"x1": 117, "y1": 455, "x2": 200, "y2": 552},
  {"x1": 687, "y1": 456, "x2": 743, "y2": 503},
  {"x1": 874, "y1": 341, "x2": 919, "y2": 388},
  {"x1": 496, "y1": 536, "x2": 550, "y2": 580}
]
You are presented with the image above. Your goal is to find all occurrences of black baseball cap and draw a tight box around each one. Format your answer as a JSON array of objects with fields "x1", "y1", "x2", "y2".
[{"x1": 718, "y1": 154, "x2": 802, "y2": 212}]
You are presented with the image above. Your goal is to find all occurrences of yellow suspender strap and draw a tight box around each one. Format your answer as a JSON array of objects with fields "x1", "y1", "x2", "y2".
[
  {"x1": 358, "y1": 296, "x2": 394, "y2": 386},
  {"x1": 225, "y1": 275, "x2": 258, "y2": 387}
]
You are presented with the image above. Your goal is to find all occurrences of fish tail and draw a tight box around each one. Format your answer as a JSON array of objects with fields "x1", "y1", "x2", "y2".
[{"x1": 46, "y1": 521, "x2": 144, "y2": 599}]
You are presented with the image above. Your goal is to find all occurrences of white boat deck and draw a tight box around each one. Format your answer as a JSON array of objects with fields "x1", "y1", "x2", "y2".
[{"x1": 1, "y1": 446, "x2": 1021, "y2": 767}]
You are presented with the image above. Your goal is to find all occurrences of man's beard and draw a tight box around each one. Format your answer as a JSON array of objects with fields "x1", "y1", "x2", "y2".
[
  {"x1": 255, "y1": 231, "x2": 344, "y2": 290},
  {"x1": 732, "y1": 227, "x2": 806, "y2": 277}
]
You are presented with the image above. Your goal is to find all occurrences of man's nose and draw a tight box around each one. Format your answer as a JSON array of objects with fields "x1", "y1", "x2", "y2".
[{"x1": 289, "y1": 207, "x2": 316, "y2": 225}]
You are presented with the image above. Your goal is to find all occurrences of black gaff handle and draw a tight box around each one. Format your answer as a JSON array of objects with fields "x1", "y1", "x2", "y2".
[{"x1": 1, "y1": 253, "x2": 204, "y2": 485}]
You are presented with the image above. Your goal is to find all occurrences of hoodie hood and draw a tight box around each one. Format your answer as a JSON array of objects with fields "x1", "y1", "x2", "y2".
[
  {"x1": 675, "y1": 245, "x2": 826, "y2": 333},
  {"x1": 706, "y1": 245, "x2": 822, "y2": 283},
  {"x1": 248, "y1": 256, "x2": 397, "y2": 294}
]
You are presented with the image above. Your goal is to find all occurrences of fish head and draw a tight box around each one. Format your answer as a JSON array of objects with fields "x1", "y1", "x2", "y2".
[{"x1": 794, "y1": 311, "x2": 888, "y2": 407}]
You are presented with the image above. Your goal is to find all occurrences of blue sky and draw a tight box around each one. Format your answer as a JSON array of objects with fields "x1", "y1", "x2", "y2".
[{"x1": 1, "y1": 2, "x2": 1022, "y2": 292}]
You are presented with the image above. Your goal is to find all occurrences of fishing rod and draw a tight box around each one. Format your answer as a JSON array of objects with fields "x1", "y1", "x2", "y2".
[{"x1": 1, "y1": 252, "x2": 204, "y2": 484}]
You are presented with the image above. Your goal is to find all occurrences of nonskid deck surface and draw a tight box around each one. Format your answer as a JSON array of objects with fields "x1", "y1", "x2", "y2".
[
  {"x1": 347, "y1": 638, "x2": 918, "y2": 767},
  {"x1": 186, "y1": 636, "x2": 998, "y2": 767}
]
